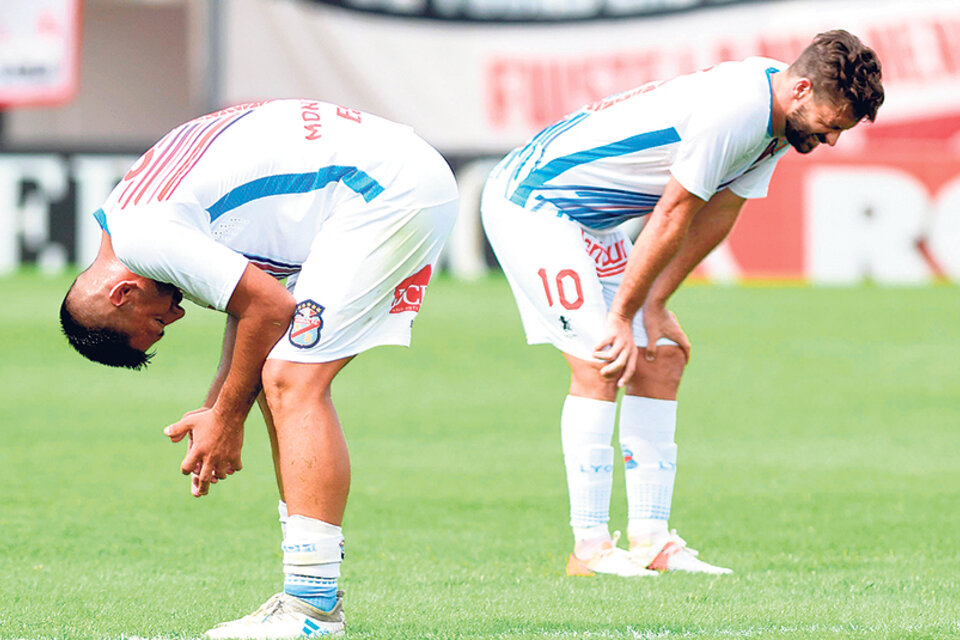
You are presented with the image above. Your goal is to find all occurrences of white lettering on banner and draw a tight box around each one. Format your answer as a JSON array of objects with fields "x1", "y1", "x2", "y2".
[
  {"x1": 71, "y1": 155, "x2": 138, "y2": 266},
  {"x1": 926, "y1": 176, "x2": 960, "y2": 280},
  {"x1": 805, "y1": 168, "x2": 944, "y2": 285},
  {"x1": 0, "y1": 156, "x2": 68, "y2": 274}
]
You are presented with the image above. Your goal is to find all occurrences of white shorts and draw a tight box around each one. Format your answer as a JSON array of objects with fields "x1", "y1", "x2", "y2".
[
  {"x1": 267, "y1": 197, "x2": 458, "y2": 363},
  {"x1": 480, "y1": 177, "x2": 676, "y2": 362}
]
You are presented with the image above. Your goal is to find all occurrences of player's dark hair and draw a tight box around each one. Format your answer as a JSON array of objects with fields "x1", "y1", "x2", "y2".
[
  {"x1": 791, "y1": 29, "x2": 884, "y2": 122},
  {"x1": 59, "y1": 286, "x2": 152, "y2": 370}
]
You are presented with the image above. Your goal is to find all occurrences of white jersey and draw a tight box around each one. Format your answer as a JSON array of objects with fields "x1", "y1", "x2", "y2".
[
  {"x1": 489, "y1": 57, "x2": 791, "y2": 230},
  {"x1": 94, "y1": 100, "x2": 458, "y2": 310}
]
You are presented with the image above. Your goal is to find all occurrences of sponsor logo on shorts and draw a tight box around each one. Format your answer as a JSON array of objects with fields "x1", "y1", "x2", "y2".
[
  {"x1": 289, "y1": 300, "x2": 325, "y2": 348},
  {"x1": 582, "y1": 230, "x2": 628, "y2": 278},
  {"x1": 390, "y1": 265, "x2": 432, "y2": 314}
]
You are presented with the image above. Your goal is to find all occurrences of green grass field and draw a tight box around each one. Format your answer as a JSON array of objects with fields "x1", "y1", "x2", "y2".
[{"x1": 1, "y1": 272, "x2": 958, "y2": 639}]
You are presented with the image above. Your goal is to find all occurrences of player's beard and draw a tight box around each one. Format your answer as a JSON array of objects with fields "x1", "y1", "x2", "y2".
[{"x1": 784, "y1": 104, "x2": 819, "y2": 154}]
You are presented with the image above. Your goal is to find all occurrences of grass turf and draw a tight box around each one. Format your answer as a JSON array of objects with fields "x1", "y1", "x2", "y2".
[{"x1": 0, "y1": 271, "x2": 958, "y2": 639}]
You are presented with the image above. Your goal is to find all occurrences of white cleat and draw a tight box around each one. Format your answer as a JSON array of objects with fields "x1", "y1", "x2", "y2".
[
  {"x1": 204, "y1": 591, "x2": 345, "y2": 639},
  {"x1": 630, "y1": 531, "x2": 733, "y2": 575},
  {"x1": 566, "y1": 531, "x2": 659, "y2": 577}
]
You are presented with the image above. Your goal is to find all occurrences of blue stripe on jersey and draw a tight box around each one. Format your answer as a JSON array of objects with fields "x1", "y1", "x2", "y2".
[
  {"x1": 93, "y1": 208, "x2": 109, "y2": 234},
  {"x1": 242, "y1": 252, "x2": 301, "y2": 270},
  {"x1": 765, "y1": 67, "x2": 779, "y2": 137},
  {"x1": 207, "y1": 166, "x2": 384, "y2": 222},
  {"x1": 508, "y1": 127, "x2": 681, "y2": 208},
  {"x1": 532, "y1": 185, "x2": 663, "y2": 230},
  {"x1": 510, "y1": 112, "x2": 590, "y2": 184}
]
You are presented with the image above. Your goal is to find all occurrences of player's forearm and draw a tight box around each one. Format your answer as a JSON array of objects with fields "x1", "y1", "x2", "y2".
[
  {"x1": 609, "y1": 181, "x2": 705, "y2": 319},
  {"x1": 610, "y1": 214, "x2": 688, "y2": 320},
  {"x1": 212, "y1": 308, "x2": 290, "y2": 425},
  {"x1": 647, "y1": 190, "x2": 744, "y2": 307},
  {"x1": 203, "y1": 316, "x2": 239, "y2": 409},
  {"x1": 214, "y1": 263, "x2": 297, "y2": 428}
]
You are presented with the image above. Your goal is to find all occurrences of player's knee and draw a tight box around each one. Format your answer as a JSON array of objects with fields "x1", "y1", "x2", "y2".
[
  {"x1": 263, "y1": 360, "x2": 329, "y2": 409},
  {"x1": 626, "y1": 345, "x2": 686, "y2": 396},
  {"x1": 654, "y1": 345, "x2": 688, "y2": 384},
  {"x1": 568, "y1": 361, "x2": 619, "y2": 401}
]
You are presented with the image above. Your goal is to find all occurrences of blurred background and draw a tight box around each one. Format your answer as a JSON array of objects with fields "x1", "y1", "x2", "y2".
[{"x1": 1, "y1": 0, "x2": 959, "y2": 284}]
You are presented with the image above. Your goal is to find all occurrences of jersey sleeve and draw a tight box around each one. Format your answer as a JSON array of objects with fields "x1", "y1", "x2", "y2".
[
  {"x1": 109, "y1": 204, "x2": 248, "y2": 311},
  {"x1": 669, "y1": 103, "x2": 767, "y2": 202},
  {"x1": 726, "y1": 146, "x2": 789, "y2": 199}
]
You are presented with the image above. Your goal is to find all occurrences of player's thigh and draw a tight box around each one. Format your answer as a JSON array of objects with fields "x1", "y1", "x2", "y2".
[
  {"x1": 482, "y1": 195, "x2": 607, "y2": 360},
  {"x1": 268, "y1": 199, "x2": 457, "y2": 364}
]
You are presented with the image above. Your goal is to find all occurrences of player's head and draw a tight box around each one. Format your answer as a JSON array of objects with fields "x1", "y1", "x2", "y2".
[
  {"x1": 783, "y1": 30, "x2": 884, "y2": 153},
  {"x1": 60, "y1": 268, "x2": 186, "y2": 369}
]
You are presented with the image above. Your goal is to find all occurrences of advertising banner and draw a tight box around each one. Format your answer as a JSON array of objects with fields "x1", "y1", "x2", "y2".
[
  {"x1": 224, "y1": 0, "x2": 960, "y2": 152},
  {"x1": 1, "y1": 143, "x2": 958, "y2": 285},
  {"x1": 0, "y1": 0, "x2": 81, "y2": 107}
]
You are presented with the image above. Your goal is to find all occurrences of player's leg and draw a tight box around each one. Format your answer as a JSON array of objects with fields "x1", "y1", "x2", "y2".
[
  {"x1": 561, "y1": 352, "x2": 656, "y2": 577},
  {"x1": 206, "y1": 362, "x2": 352, "y2": 640},
  {"x1": 263, "y1": 356, "x2": 352, "y2": 616},
  {"x1": 618, "y1": 333, "x2": 731, "y2": 574},
  {"x1": 481, "y1": 191, "x2": 654, "y2": 577},
  {"x1": 257, "y1": 393, "x2": 288, "y2": 535}
]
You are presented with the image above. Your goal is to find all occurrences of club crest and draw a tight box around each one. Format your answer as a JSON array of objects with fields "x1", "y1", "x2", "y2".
[{"x1": 289, "y1": 300, "x2": 324, "y2": 349}]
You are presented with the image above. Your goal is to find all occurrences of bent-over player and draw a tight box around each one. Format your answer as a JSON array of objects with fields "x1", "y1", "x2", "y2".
[
  {"x1": 481, "y1": 30, "x2": 883, "y2": 577},
  {"x1": 60, "y1": 99, "x2": 458, "y2": 637}
]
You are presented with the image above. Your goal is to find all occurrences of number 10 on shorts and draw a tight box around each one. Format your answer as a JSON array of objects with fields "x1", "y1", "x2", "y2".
[{"x1": 537, "y1": 268, "x2": 584, "y2": 310}]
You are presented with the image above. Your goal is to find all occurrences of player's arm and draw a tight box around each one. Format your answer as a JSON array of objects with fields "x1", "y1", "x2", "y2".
[
  {"x1": 165, "y1": 264, "x2": 295, "y2": 496},
  {"x1": 202, "y1": 315, "x2": 240, "y2": 409},
  {"x1": 594, "y1": 176, "x2": 707, "y2": 385},
  {"x1": 640, "y1": 187, "x2": 746, "y2": 361}
]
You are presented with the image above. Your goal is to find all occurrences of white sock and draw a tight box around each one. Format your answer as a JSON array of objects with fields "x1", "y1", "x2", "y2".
[
  {"x1": 561, "y1": 395, "x2": 617, "y2": 539},
  {"x1": 278, "y1": 500, "x2": 288, "y2": 538},
  {"x1": 619, "y1": 395, "x2": 677, "y2": 543}
]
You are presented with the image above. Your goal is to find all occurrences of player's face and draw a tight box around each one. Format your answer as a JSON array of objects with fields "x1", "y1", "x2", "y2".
[
  {"x1": 124, "y1": 280, "x2": 186, "y2": 352},
  {"x1": 784, "y1": 99, "x2": 859, "y2": 154}
]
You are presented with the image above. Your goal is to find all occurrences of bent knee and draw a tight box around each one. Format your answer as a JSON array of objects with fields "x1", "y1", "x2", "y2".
[
  {"x1": 262, "y1": 357, "x2": 351, "y2": 402},
  {"x1": 646, "y1": 344, "x2": 687, "y2": 374},
  {"x1": 627, "y1": 345, "x2": 686, "y2": 398},
  {"x1": 566, "y1": 355, "x2": 620, "y2": 401}
]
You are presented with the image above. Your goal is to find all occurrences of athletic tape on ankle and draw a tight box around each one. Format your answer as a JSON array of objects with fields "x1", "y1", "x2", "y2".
[{"x1": 283, "y1": 535, "x2": 345, "y2": 568}]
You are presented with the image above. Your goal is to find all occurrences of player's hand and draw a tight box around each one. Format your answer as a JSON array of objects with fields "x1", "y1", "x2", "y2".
[
  {"x1": 642, "y1": 305, "x2": 691, "y2": 364},
  {"x1": 163, "y1": 407, "x2": 243, "y2": 497},
  {"x1": 593, "y1": 312, "x2": 639, "y2": 388}
]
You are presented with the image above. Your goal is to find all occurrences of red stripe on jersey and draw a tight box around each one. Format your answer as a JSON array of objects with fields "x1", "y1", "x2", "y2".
[
  {"x1": 158, "y1": 113, "x2": 247, "y2": 202},
  {"x1": 120, "y1": 125, "x2": 193, "y2": 209},
  {"x1": 130, "y1": 123, "x2": 204, "y2": 207}
]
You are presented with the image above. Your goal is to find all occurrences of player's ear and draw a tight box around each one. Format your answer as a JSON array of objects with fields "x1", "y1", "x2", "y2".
[
  {"x1": 108, "y1": 280, "x2": 139, "y2": 307},
  {"x1": 793, "y1": 77, "x2": 812, "y2": 101}
]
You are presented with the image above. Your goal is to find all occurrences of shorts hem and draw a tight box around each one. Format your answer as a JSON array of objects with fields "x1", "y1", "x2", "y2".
[{"x1": 267, "y1": 336, "x2": 412, "y2": 364}]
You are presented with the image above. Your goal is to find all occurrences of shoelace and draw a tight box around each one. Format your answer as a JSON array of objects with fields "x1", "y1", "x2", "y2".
[
  {"x1": 593, "y1": 531, "x2": 624, "y2": 559},
  {"x1": 254, "y1": 595, "x2": 285, "y2": 620},
  {"x1": 665, "y1": 530, "x2": 699, "y2": 557}
]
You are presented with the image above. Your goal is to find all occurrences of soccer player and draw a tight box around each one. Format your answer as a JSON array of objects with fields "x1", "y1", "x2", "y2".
[
  {"x1": 60, "y1": 99, "x2": 458, "y2": 637},
  {"x1": 481, "y1": 30, "x2": 883, "y2": 577}
]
